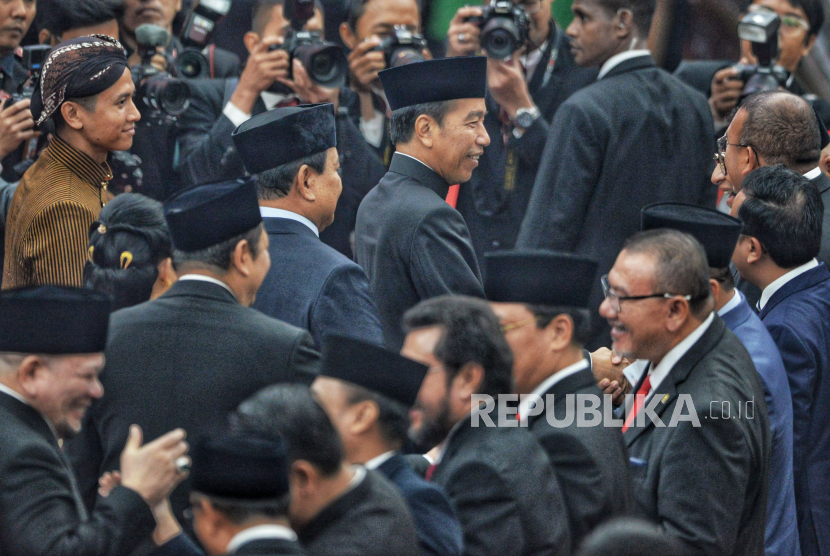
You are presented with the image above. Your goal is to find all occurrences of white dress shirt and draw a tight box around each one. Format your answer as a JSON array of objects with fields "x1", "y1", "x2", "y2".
[
  {"x1": 804, "y1": 167, "x2": 822, "y2": 180},
  {"x1": 598, "y1": 49, "x2": 651, "y2": 80},
  {"x1": 517, "y1": 358, "x2": 589, "y2": 425},
  {"x1": 759, "y1": 258, "x2": 819, "y2": 311},
  {"x1": 716, "y1": 289, "x2": 743, "y2": 318},
  {"x1": 360, "y1": 109, "x2": 385, "y2": 148},
  {"x1": 226, "y1": 524, "x2": 298, "y2": 554},
  {"x1": 222, "y1": 91, "x2": 298, "y2": 128},
  {"x1": 259, "y1": 206, "x2": 319, "y2": 237},
  {"x1": 364, "y1": 450, "x2": 395, "y2": 470},
  {"x1": 177, "y1": 274, "x2": 236, "y2": 298}
]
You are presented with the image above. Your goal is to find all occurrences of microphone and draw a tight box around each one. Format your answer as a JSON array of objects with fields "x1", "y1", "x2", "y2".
[{"x1": 135, "y1": 24, "x2": 170, "y2": 48}]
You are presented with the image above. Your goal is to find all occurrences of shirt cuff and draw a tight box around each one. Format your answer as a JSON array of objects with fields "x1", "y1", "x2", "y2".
[
  {"x1": 223, "y1": 101, "x2": 252, "y2": 128},
  {"x1": 359, "y1": 109, "x2": 385, "y2": 148}
]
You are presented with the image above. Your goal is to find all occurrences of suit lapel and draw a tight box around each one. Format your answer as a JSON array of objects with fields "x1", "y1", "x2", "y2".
[
  {"x1": 624, "y1": 317, "x2": 726, "y2": 446},
  {"x1": 388, "y1": 153, "x2": 450, "y2": 199},
  {"x1": 759, "y1": 264, "x2": 830, "y2": 320}
]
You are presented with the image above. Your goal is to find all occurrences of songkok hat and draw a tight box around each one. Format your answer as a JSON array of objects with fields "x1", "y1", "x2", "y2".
[
  {"x1": 321, "y1": 335, "x2": 429, "y2": 407},
  {"x1": 232, "y1": 103, "x2": 337, "y2": 175},
  {"x1": 0, "y1": 286, "x2": 110, "y2": 354},
  {"x1": 640, "y1": 203, "x2": 743, "y2": 268},
  {"x1": 163, "y1": 179, "x2": 262, "y2": 252},
  {"x1": 379, "y1": 56, "x2": 487, "y2": 112},
  {"x1": 31, "y1": 35, "x2": 128, "y2": 126},
  {"x1": 191, "y1": 432, "x2": 290, "y2": 500},
  {"x1": 484, "y1": 250, "x2": 598, "y2": 308}
]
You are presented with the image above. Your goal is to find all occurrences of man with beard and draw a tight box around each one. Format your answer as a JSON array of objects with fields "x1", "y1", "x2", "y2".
[
  {"x1": 402, "y1": 295, "x2": 572, "y2": 556},
  {"x1": 0, "y1": 286, "x2": 190, "y2": 554}
]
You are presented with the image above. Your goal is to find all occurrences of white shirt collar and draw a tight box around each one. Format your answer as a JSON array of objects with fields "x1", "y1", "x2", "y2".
[
  {"x1": 520, "y1": 40, "x2": 549, "y2": 81},
  {"x1": 759, "y1": 258, "x2": 819, "y2": 311},
  {"x1": 226, "y1": 524, "x2": 297, "y2": 553},
  {"x1": 259, "y1": 206, "x2": 319, "y2": 237},
  {"x1": 261, "y1": 91, "x2": 297, "y2": 111},
  {"x1": 518, "y1": 358, "x2": 589, "y2": 424},
  {"x1": 716, "y1": 289, "x2": 743, "y2": 317},
  {"x1": 396, "y1": 152, "x2": 435, "y2": 172},
  {"x1": 804, "y1": 167, "x2": 822, "y2": 180},
  {"x1": 646, "y1": 312, "x2": 715, "y2": 396},
  {"x1": 364, "y1": 451, "x2": 395, "y2": 470},
  {"x1": 598, "y1": 49, "x2": 651, "y2": 80},
  {"x1": 0, "y1": 382, "x2": 29, "y2": 406},
  {"x1": 177, "y1": 274, "x2": 237, "y2": 299}
]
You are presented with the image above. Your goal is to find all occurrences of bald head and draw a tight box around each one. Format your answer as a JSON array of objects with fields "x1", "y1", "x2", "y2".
[{"x1": 740, "y1": 91, "x2": 821, "y2": 173}]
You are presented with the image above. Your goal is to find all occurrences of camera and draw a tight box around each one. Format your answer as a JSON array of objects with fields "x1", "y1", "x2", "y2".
[
  {"x1": 732, "y1": 10, "x2": 789, "y2": 98},
  {"x1": 10, "y1": 44, "x2": 50, "y2": 103},
  {"x1": 375, "y1": 27, "x2": 427, "y2": 68},
  {"x1": 175, "y1": 0, "x2": 233, "y2": 79},
  {"x1": 464, "y1": 0, "x2": 529, "y2": 59},
  {"x1": 133, "y1": 24, "x2": 192, "y2": 120},
  {"x1": 268, "y1": 0, "x2": 348, "y2": 91}
]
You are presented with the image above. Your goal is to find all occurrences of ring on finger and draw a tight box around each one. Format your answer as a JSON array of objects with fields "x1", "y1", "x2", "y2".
[
  {"x1": 458, "y1": 32, "x2": 467, "y2": 43},
  {"x1": 175, "y1": 456, "x2": 191, "y2": 474}
]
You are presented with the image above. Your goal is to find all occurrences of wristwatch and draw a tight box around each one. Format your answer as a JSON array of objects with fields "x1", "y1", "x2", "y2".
[{"x1": 514, "y1": 105, "x2": 541, "y2": 129}]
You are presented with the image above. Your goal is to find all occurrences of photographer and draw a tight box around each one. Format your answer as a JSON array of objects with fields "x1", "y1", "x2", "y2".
[
  {"x1": 177, "y1": 0, "x2": 385, "y2": 258},
  {"x1": 444, "y1": 0, "x2": 596, "y2": 258},
  {"x1": 37, "y1": 0, "x2": 121, "y2": 44},
  {"x1": 0, "y1": 0, "x2": 36, "y2": 184},
  {"x1": 339, "y1": 0, "x2": 428, "y2": 163},
  {"x1": 675, "y1": 0, "x2": 826, "y2": 130}
]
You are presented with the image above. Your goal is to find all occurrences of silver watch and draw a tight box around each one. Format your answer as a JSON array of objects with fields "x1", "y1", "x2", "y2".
[{"x1": 514, "y1": 106, "x2": 541, "y2": 129}]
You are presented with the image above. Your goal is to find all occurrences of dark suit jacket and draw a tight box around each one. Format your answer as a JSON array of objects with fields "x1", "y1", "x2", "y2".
[
  {"x1": 759, "y1": 263, "x2": 830, "y2": 556},
  {"x1": 516, "y1": 55, "x2": 717, "y2": 349},
  {"x1": 152, "y1": 531, "x2": 307, "y2": 556},
  {"x1": 253, "y1": 216, "x2": 384, "y2": 347},
  {"x1": 354, "y1": 153, "x2": 485, "y2": 348},
  {"x1": 175, "y1": 80, "x2": 385, "y2": 258},
  {"x1": 720, "y1": 292, "x2": 800, "y2": 556},
  {"x1": 625, "y1": 316, "x2": 770, "y2": 556},
  {"x1": 66, "y1": 279, "x2": 320, "y2": 528},
  {"x1": 0, "y1": 392, "x2": 156, "y2": 555},
  {"x1": 432, "y1": 418, "x2": 572, "y2": 556},
  {"x1": 377, "y1": 454, "x2": 464, "y2": 556},
  {"x1": 527, "y1": 366, "x2": 633, "y2": 548},
  {"x1": 297, "y1": 469, "x2": 419, "y2": 556},
  {"x1": 672, "y1": 59, "x2": 731, "y2": 98},
  {"x1": 456, "y1": 24, "x2": 597, "y2": 257}
]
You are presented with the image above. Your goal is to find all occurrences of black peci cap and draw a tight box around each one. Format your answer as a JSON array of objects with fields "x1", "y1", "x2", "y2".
[
  {"x1": 321, "y1": 334, "x2": 429, "y2": 407},
  {"x1": 0, "y1": 286, "x2": 111, "y2": 354},
  {"x1": 640, "y1": 202, "x2": 743, "y2": 268},
  {"x1": 163, "y1": 179, "x2": 262, "y2": 252},
  {"x1": 232, "y1": 103, "x2": 337, "y2": 175},
  {"x1": 484, "y1": 250, "x2": 598, "y2": 308},
  {"x1": 379, "y1": 56, "x2": 487, "y2": 112},
  {"x1": 191, "y1": 432, "x2": 290, "y2": 500}
]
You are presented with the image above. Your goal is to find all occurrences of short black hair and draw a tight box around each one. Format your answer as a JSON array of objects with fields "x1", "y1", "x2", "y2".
[
  {"x1": 738, "y1": 165, "x2": 824, "y2": 268},
  {"x1": 403, "y1": 295, "x2": 514, "y2": 399},
  {"x1": 709, "y1": 265, "x2": 735, "y2": 293},
  {"x1": 388, "y1": 100, "x2": 453, "y2": 145},
  {"x1": 254, "y1": 150, "x2": 328, "y2": 200},
  {"x1": 36, "y1": 0, "x2": 123, "y2": 38},
  {"x1": 787, "y1": 0, "x2": 825, "y2": 38},
  {"x1": 84, "y1": 193, "x2": 171, "y2": 310},
  {"x1": 195, "y1": 492, "x2": 291, "y2": 525},
  {"x1": 740, "y1": 91, "x2": 821, "y2": 172},
  {"x1": 595, "y1": 0, "x2": 657, "y2": 36},
  {"x1": 235, "y1": 384, "x2": 343, "y2": 477},
  {"x1": 52, "y1": 96, "x2": 98, "y2": 131},
  {"x1": 342, "y1": 382, "x2": 410, "y2": 449},
  {"x1": 623, "y1": 229, "x2": 714, "y2": 317},
  {"x1": 252, "y1": 0, "x2": 325, "y2": 35},
  {"x1": 526, "y1": 305, "x2": 592, "y2": 347},
  {"x1": 172, "y1": 223, "x2": 264, "y2": 274},
  {"x1": 346, "y1": 0, "x2": 420, "y2": 31}
]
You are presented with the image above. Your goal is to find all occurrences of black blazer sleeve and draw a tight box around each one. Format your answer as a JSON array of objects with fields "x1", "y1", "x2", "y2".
[
  {"x1": 312, "y1": 263, "x2": 385, "y2": 348},
  {"x1": 287, "y1": 329, "x2": 322, "y2": 386}
]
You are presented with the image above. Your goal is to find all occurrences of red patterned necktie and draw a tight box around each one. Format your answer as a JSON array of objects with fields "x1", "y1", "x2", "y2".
[
  {"x1": 622, "y1": 374, "x2": 652, "y2": 432},
  {"x1": 425, "y1": 462, "x2": 437, "y2": 481}
]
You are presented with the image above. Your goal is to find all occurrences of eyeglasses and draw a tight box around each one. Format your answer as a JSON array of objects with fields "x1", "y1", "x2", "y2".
[
  {"x1": 500, "y1": 315, "x2": 542, "y2": 332},
  {"x1": 715, "y1": 135, "x2": 753, "y2": 176},
  {"x1": 601, "y1": 275, "x2": 692, "y2": 313},
  {"x1": 515, "y1": 0, "x2": 542, "y2": 15},
  {"x1": 748, "y1": 4, "x2": 809, "y2": 35}
]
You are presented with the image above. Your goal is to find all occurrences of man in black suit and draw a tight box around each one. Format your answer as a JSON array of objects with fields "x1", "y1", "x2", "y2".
[
  {"x1": 402, "y1": 295, "x2": 571, "y2": 556},
  {"x1": 516, "y1": 0, "x2": 716, "y2": 350},
  {"x1": 153, "y1": 432, "x2": 307, "y2": 556},
  {"x1": 484, "y1": 250, "x2": 633, "y2": 547},
  {"x1": 67, "y1": 179, "x2": 320, "y2": 530},
  {"x1": 601, "y1": 229, "x2": 770, "y2": 555},
  {"x1": 312, "y1": 334, "x2": 465, "y2": 556},
  {"x1": 237, "y1": 384, "x2": 420, "y2": 556},
  {"x1": 714, "y1": 91, "x2": 830, "y2": 308},
  {"x1": 355, "y1": 56, "x2": 489, "y2": 349},
  {"x1": 0, "y1": 286, "x2": 190, "y2": 555},
  {"x1": 176, "y1": 0, "x2": 384, "y2": 258},
  {"x1": 231, "y1": 103, "x2": 384, "y2": 348},
  {"x1": 446, "y1": 0, "x2": 597, "y2": 257}
]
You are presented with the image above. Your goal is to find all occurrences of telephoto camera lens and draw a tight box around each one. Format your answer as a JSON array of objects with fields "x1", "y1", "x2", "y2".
[
  {"x1": 294, "y1": 44, "x2": 348, "y2": 88},
  {"x1": 174, "y1": 50, "x2": 209, "y2": 79},
  {"x1": 481, "y1": 18, "x2": 521, "y2": 59},
  {"x1": 140, "y1": 75, "x2": 192, "y2": 116}
]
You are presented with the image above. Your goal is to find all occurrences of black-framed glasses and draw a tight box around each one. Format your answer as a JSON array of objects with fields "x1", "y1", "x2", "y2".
[
  {"x1": 601, "y1": 275, "x2": 692, "y2": 313},
  {"x1": 715, "y1": 135, "x2": 753, "y2": 176}
]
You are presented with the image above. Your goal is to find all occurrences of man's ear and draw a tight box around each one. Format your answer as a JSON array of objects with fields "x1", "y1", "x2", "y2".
[
  {"x1": 802, "y1": 34, "x2": 818, "y2": 59},
  {"x1": 60, "y1": 102, "x2": 86, "y2": 131},
  {"x1": 414, "y1": 114, "x2": 435, "y2": 148},
  {"x1": 296, "y1": 165, "x2": 316, "y2": 202},
  {"x1": 614, "y1": 9, "x2": 634, "y2": 38},
  {"x1": 543, "y1": 314, "x2": 574, "y2": 351},
  {"x1": 231, "y1": 237, "x2": 254, "y2": 277},
  {"x1": 746, "y1": 236, "x2": 764, "y2": 265},
  {"x1": 244, "y1": 31, "x2": 260, "y2": 54},
  {"x1": 349, "y1": 400, "x2": 379, "y2": 436},
  {"x1": 38, "y1": 29, "x2": 52, "y2": 45},
  {"x1": 290, "y1": 460, "x2": 319, "y2": 498},
  {"x1": 17, "y1": 355, "x2": 48, "y2": 399},
  {"x1": 453, "y1": 362, "x2": 484, "y2": 402},
  {"x1": 742, "y1": 147, "x2": 760, "y2": 176},
  {"x1": 709, "y1": 278, "x2": 721, "y2": 305},
  {"x1": 665, "y1": 297, "x2": 692, "y2": 333},
  {"x1": 198, "y1": 498, "x2": 224, "y2": 539},
  {"x1": 340, "y1": 22, "x2": 358, "y2": 50}
]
